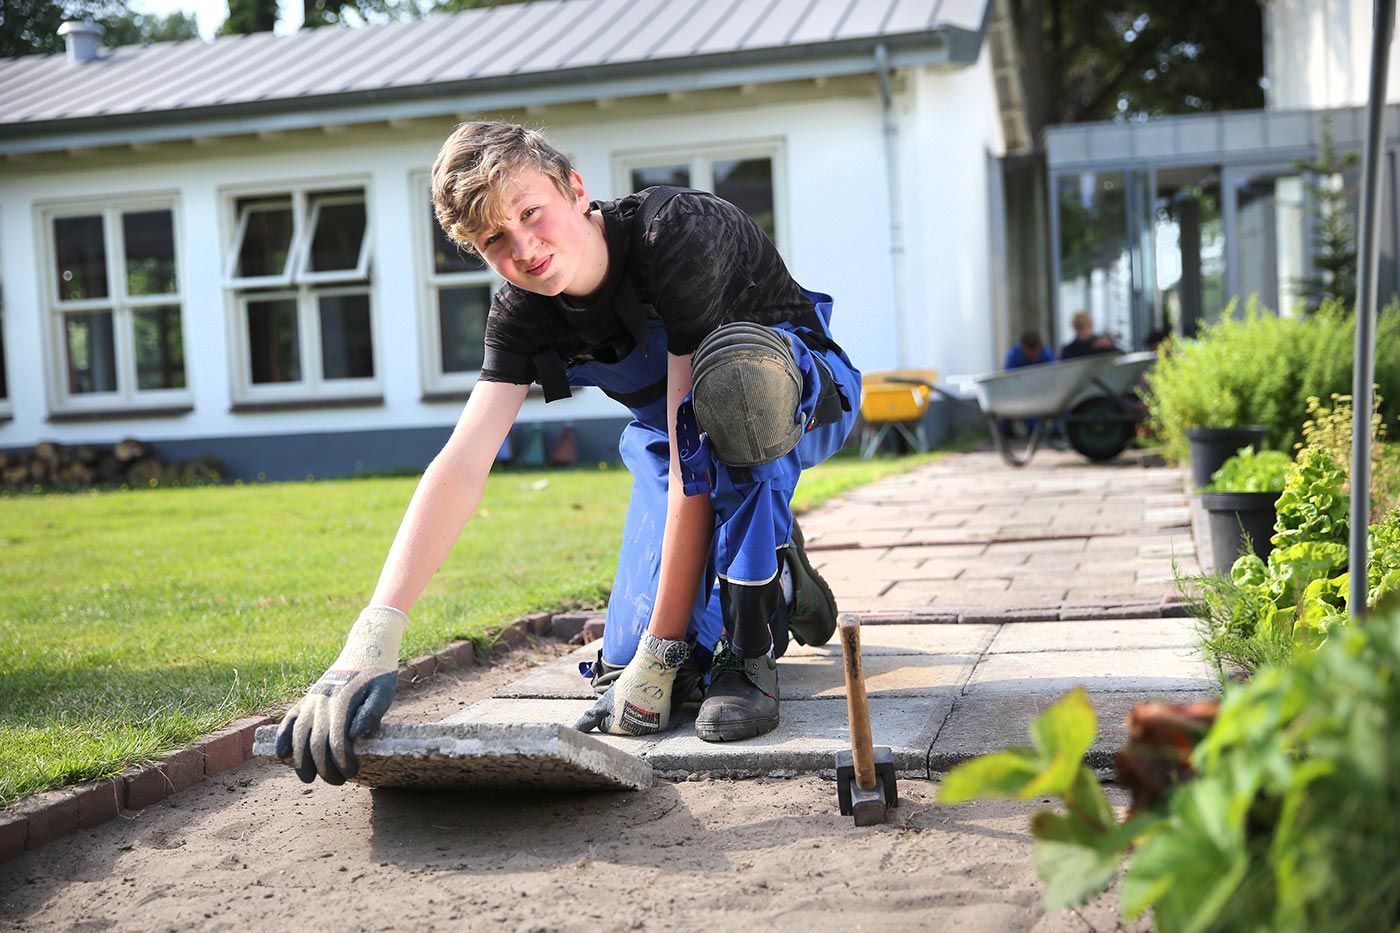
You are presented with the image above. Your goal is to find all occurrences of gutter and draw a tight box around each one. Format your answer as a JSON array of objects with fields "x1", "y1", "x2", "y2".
[{"x1": 874, "y1": 43, "x2": 907, "y2": 368}]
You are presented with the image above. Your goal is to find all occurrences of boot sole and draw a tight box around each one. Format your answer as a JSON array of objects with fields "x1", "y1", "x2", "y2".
[
  {"x1": 786, "y1": 523, "x2": 838, "y2": 647},
  {"x1": 694, "y1": 714, "x2": 780, "y2": 742}
]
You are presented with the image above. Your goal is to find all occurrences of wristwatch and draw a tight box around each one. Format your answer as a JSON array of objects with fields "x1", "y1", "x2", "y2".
[{"x1": 640, "y1": 633, "x2": 692, "y2": 669}]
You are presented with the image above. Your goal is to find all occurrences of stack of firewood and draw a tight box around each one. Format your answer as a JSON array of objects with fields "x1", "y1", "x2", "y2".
[{"x1": 0, "y1": 439, "x2": 224, "y2": 491}]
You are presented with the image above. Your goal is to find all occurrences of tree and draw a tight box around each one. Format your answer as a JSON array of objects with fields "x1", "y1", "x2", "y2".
[
  {"x1": 1008, "y1": 0, "x2": 1265, "y2": 141},
  {"x1": 2, "y1": 0, "x2": 126, "y2": 58},
  {"x1": 101, "y1": 10, "x2": 199, "y2": 46},
  {"x1": 217, "y1": 0, "x2": 277, "y2": 36},
  {"x1": 1293, "y1": 118, "x2": 1360, "y2": 313},
  {"x1": 299, "y1": 0, "x2": 518, "y2": 31}
]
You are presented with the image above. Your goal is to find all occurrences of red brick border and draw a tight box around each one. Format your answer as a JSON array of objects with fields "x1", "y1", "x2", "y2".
[{"x1": 0, "y1": 612, "x2": 556, "y2": 865}]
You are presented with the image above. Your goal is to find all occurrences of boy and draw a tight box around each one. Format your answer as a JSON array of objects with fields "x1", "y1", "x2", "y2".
[{"x1": 275, "y1": 122, "x2": 861, "y2": 785}]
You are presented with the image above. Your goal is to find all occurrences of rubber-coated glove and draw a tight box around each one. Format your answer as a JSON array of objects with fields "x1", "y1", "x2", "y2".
[
  {"x1": 574, "y1": 640, "x2": 679, "y2": 736},
  {"x1": 274, "y1": 605, "x2": 407, "y2": 785}
]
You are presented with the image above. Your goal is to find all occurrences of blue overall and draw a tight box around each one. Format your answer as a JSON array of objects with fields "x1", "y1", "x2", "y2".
[{"x1": 567, "y1": 289, "x2": 862, "y2": 671}]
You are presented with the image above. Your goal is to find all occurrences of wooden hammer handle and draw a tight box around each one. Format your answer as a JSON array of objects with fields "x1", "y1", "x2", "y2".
[{"x1": 838, "y1": 614, "x2": 877, "y2": 791}]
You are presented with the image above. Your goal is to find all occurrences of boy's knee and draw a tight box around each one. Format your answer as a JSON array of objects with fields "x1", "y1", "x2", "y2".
[{"x1": 692, "y1": 322, "x2": 802, "y2": 467}]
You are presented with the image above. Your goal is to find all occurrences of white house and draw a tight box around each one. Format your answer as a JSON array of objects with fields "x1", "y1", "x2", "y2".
[{"x1": 0, "y1": 0, "x2": 1023, "y2": 478}]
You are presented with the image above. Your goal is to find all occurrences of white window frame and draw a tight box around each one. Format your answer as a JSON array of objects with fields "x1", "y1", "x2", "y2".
[
  {"x1": 0, "y1": 219, "x2": 10, "y2": 419},
  {"x1": 38, "y1": 195, "x2": 192, "y2": 415},
  {"x1": 222, "y1": 180, "x2": 379, "y2": 404},
  {"x1": 612, "y1": 138, "x2": 790, "y2": 257},
  {"x1": 412, "y1": 173, "x2": 501, "y2": 396}
]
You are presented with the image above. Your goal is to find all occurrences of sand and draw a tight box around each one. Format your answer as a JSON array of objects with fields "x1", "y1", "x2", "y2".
[{"x1": 0, "y1": 645, "x2": 1142, "y2": 932}]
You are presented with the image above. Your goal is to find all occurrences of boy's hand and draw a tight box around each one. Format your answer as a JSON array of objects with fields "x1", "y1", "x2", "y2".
[
  {"x1": 274, "y1": 606, "x2": 407, "y2": 785},
  {"x1": 574, "y1": 635, "x2": 688, "y2": 736}
]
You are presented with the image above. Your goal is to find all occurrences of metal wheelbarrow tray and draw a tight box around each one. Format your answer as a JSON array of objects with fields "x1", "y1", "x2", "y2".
[{"x1": 960, "y1": 352, "x2": 1156, "y2": 467}]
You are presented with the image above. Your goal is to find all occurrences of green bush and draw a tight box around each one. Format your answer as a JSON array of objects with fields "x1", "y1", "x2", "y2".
[
  {"x1": 939, "y1": 599, "x2": 1400, "y2": 930},
  {"x1": 1146, "y1": 298, "x2": 1400, "y2": 462},
  {"x1": 1205, "y1": 448, "x2": 1294, "y2": 492}
]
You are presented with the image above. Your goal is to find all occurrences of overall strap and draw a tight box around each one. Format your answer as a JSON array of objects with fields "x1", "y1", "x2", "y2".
[{"x1": 611, "y1": 186, "x2": 695, "y2": 360}]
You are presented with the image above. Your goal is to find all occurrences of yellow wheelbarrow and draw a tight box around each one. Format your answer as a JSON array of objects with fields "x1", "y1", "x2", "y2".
[{"x1": 858, "y1": 368, "x2": 940, "y2": 459}]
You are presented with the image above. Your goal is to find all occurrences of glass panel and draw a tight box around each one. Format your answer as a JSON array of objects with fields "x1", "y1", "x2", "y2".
[
  {"x1": 308, "y1": 198, "x2": 366, "y2": 273},
  {"x1": 247, "y1": 297, "x2": 301, "y2": 383},
  {"x1": 1056, "y1": 171, "x2": 1131, "y2": 351},
  {"x1": 437, "y1": 285, "x2": 490, "y2": 373},
  {"x1": 64, "y1": 311, "x2": 117, "y2": 394},
  {"x1": 1235, "y1": 171, "x2": 1307, "y2": 314},
  {"x1": 1153, "y1": 167, "x2": 1225, "y2": 337},
  {"x1": 133, "y1": 306, "x2": 186, "y2": 390},
  {"x1": 123, "y1": 209, "x2": 178, "y2": 296},
  {"x1": 631, "y1": 164, "x2": 690, "y2": 192},
  {"x1": 54, "y1": 215, "x2": 108, "y2": 301},
  {"x1": 236, "y1": 198, "x2": 294, "y2": 279},
  {"x1": 0, "y1": 316, "x2": 8, "y2": 401},
  {"x1": 318, "y1": 292, "x2": 373, "y2": 380},
  {"x1": 432, "y1": 209, "x2": 486, "y2": 274},
  {"x1": 713, "y1": 157, "x2": 776, "y2": 242}
]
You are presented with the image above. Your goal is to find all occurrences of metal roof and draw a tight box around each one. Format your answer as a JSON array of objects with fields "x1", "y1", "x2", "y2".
[{"x1": 0, "y1": 0, "x2": 990, "y2": 145}]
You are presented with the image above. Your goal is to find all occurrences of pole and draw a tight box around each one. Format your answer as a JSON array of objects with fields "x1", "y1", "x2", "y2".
[{"x1": 1350, "y1": 0, "x2": 1396, "y2": 618}]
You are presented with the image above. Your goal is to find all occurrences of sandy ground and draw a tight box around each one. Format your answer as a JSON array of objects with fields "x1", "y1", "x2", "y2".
[{"x1": 0, "y1": 644, "x2": 1141, "y2": 932}]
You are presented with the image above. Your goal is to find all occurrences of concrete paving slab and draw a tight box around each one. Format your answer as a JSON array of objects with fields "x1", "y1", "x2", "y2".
[
  {"x1": 928, "y1": 690, "x2": 1216, "y2": 771},
  {"x1": 441, "y1": 698, "x2": 661, "y2": 756},
  {"x1": 783, "y1": 623, "x2": 998, "y2": 658},
  {"x1": 778, "y1": 652, "x2": 977, "y2": 699},
  {"x1": 986, "y1": 618, "x2": 1202, "y2": 654},
  {"x1": 252, "y1": 722, "x2": 653, "y2": 791},
  {"x1": 644, "y1": 697, "x2": 953, "y2": 774},
  {"x1": 966, "y1": 647, "x2": 1215, "y2": 695}
]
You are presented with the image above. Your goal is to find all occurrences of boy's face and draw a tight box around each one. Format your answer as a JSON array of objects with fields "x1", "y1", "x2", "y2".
[{"x1": 472, "y1": 168, "x2": 597, "y2": 298}]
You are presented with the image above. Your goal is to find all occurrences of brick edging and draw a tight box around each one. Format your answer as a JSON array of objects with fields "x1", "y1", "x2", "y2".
[{"x1": 0, "y1": 611, "x2": 560, "y2": 866}]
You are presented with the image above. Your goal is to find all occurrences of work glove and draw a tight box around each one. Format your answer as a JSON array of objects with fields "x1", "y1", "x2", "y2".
[
  {"x1": 274, "y1": 605, "x2": 407, "y2": 785},
  {"x1": 574, "y1": 635, "x2": 685, "y2": 736}
]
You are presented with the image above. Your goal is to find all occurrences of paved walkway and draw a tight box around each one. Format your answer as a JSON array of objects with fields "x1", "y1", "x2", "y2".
[{"x1": 448, "y1": 448, "x2": 1216, "y2": 776}]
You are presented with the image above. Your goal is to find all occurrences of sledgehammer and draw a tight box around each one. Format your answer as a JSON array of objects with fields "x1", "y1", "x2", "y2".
[{"x1": 834, "y1": 614, "x2": 898, "y2": 825}]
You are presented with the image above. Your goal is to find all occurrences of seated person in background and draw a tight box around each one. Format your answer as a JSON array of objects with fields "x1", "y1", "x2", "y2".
[
  {"x1": 1004, "y1": 330, "x2": 1052, "y2": 370},
  {"x1": 1060, "y1": 310, "x2": 1120, "y2": 359},
  {"x1": 1000, "y1": 331, "x2": 1057, "y2": 443}
]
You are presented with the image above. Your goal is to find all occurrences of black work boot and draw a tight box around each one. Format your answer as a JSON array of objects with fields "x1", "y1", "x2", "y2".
[
  {"x1": 784, "y1": 520, "x2": 839, "y2": 647},
  {"x1": 695, "y1": 640, "x2": 779, "y2": 742}
]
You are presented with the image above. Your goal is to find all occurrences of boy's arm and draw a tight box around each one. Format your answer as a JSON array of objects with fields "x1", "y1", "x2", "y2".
[
  {"x1": 648, "y1": 352, "x2": 715, "y2": 639},
  {"x1": 275, "y1": 379, "x2": 527, "y2": 784},
  {"x1": 370, "y1": 379, "x2": 529, "y2": 612},
  {"x1": 574, "y1": 353, "x2": 711, "y2": 736}
]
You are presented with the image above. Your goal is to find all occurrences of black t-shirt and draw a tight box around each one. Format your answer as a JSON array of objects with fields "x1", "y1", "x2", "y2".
[{"x1": 479, "y1": 188, "x2": 815, "y2": 385}]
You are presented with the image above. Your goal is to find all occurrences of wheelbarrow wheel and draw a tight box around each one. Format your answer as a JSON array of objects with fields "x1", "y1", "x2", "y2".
[{"x1": 1066, "y1": 396, "x2": 1132, "y2": 461}]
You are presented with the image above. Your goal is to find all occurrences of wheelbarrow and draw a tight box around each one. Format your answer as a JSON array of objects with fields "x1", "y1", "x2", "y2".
[{"x1": 950, "y1": 351, "x2": 1156, "y2": 467}]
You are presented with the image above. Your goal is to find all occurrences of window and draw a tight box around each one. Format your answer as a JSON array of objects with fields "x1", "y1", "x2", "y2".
[
  {"x1": 616, "y1": 142, "x2": 786, "y2": 252},
  {"x1": 40, "y1": 200, "x2": 188, "y2": 411},
  {"x1": 416, "y1": 180, "x2": 500, "y2": 396},
  {"x1": 225, "y1": 186, "x2": 376, "y2": 401}
]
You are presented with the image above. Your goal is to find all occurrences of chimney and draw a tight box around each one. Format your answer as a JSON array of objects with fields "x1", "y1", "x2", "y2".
[{"x1": 57, "y1": 21, "x2": 104, "y2": 64}]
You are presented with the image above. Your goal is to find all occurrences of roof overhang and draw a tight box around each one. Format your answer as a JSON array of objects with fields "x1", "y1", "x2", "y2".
[{"x1": 1, "y1": 31, "x2": 979, "y2": 158}]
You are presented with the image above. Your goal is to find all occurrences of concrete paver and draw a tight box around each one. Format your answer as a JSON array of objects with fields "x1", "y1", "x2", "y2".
[
  {"x1": 928, "y1": 690, "x2": 1215, "y2": 771},
  {"x1": 447, "y1": 448, "x2": 1217, "y2": 776},
  {"x1": 966, "y1": 647, "x2": 1214, "y2": 695},
  {"x1": 986, "y1": 618, "x2": 1200, "y2": 653},
  {"x1": 779, "y1": 652, "x2": 976, "y2": 699}
]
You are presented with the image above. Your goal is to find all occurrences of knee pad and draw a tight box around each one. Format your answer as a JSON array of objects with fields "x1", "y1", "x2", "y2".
[{"x1": 691, "y1": 322, "x2": 803, "y2": 467}]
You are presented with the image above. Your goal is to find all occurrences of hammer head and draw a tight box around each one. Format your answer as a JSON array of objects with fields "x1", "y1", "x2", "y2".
[{"x1": 835, "y1": 747, "x2": 899, "y2": 825}]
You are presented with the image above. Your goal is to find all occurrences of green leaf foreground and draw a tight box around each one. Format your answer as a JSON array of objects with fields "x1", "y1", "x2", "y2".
[{"x1": 937, "y1": 600, "x2": 1400, "y2": 930}]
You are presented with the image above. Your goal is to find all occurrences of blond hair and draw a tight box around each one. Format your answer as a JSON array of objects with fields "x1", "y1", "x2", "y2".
[
  {"x1": 430, "y1": 121, "x2": 576, "y2": 251},
  {"x1": 1070, "y1": 310, "x2": 1093, "y2": 333}
]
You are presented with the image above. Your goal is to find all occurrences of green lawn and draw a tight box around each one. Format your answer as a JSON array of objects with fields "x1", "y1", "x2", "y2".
[{"x1": 0, "y1": 450, "x2": 942, "y2": 806}]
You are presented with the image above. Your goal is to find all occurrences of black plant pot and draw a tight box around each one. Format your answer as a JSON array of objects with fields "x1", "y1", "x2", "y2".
[
  {"x1": 1201, "y1": 490, "x2": 1282, "y2": 576},
  {"x1": 1186, "y1": 426, "x2": 1268, "y2": 488}
]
